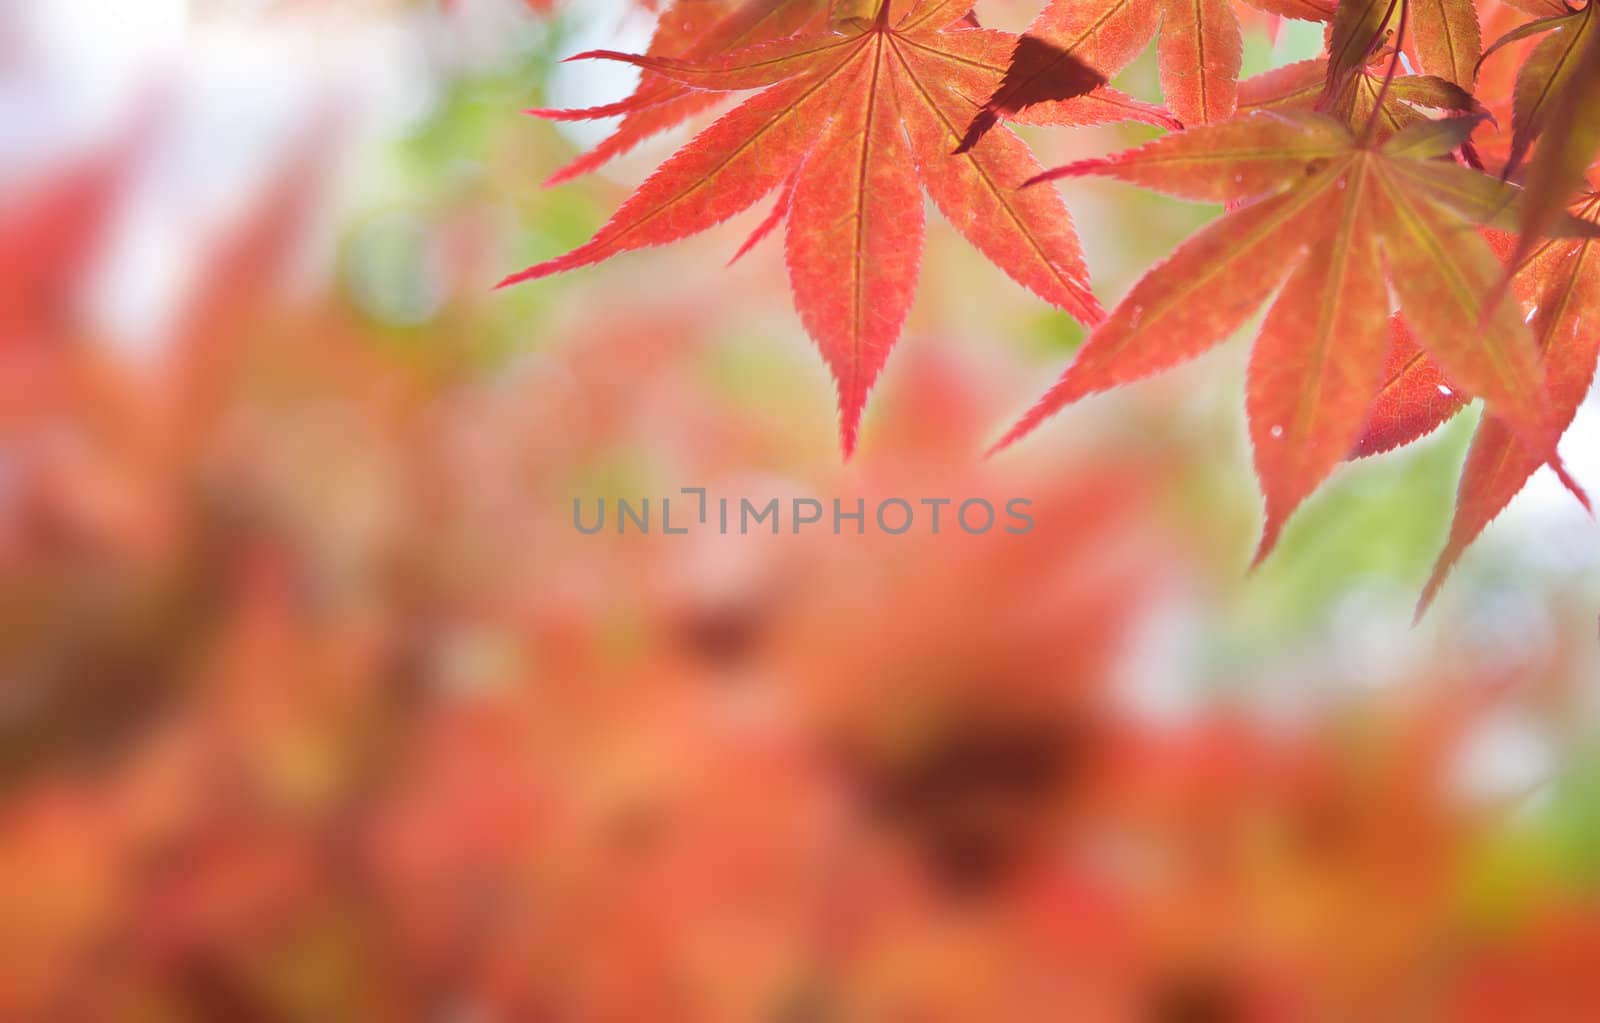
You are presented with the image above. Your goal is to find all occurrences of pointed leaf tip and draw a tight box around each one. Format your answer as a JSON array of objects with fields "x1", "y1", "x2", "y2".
[
  {"x1": 525, "y1": 96, "x2": 652, "y2": 122},
  {"x1": 495, "y1": 266, "x2": 541, "y2": 290},
  {"x1": 1554, "y1": 460, "x2": 1592, "y2": 513},
  {"x1": 986, "y1": 402, "x2": 1053, "y2": 458},
  {"x1": 956, "y1": 35, "x2": 1111, "y2": 152},
  {"x1": 1413, "y1": 585, "x2": 1442, "y2": 626},
  {"x1": 1250, "y1": 526, "x2": 1283, "y2": 572},
  {"x1": 728, "y1": 173, "x2": 798, "y2": 266},
  {"x1": 1022, "y1": 159, "x2": 1106, "y2": 189},
  {"x1": 952, "y1": 111, "x2": 996, "y2": 156}
]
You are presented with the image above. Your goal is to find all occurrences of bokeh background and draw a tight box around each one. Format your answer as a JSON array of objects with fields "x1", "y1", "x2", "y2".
[{"x1": 3, "y1": 0, "x2": 1599, "y2": 1018}]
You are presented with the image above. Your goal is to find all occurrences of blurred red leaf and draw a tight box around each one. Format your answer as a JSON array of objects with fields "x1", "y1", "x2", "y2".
[{"x1": 0, "y1": 119, "x2": 151, "y2": 353}]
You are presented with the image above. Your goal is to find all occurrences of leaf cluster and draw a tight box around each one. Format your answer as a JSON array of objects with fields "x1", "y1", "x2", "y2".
[{"x1": 507, "y1": 0, "x2": 1600, "y2": 611}]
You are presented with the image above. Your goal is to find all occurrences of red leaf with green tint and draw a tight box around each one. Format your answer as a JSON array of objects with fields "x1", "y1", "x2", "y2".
[
  {"x1": 1240, "y1": 52, "x2": 1480, "y2": 142},
  {"x1": 1509, "y1": 4, "x2": 1600, "y2": 269},
  {"x1": 1406, "y1": 0, "x2": 1483, "y2": 87},
  {"x1": 1001, "y1": 113, "x2": 1567, "y2": 564},
  {"x1": 1325, "y1": 0, "x2": 1396, "y2": 100},
  {"x1": 1364, "y1": 147, "x2": 1552, "y2": 454},
  {"x1": 1504, "y1": 1, "x2": 1596, "y2": 172}
]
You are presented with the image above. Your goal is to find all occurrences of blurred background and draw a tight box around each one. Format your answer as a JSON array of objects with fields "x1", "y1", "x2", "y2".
[{"x1": 2, "y1": 0, "x2": 1599, "y2": 1018}]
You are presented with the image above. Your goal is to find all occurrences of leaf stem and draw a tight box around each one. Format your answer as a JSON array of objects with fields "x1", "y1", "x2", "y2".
[{"x1": 1361, "y1": 0, "x2": 1410, "y2": 146}]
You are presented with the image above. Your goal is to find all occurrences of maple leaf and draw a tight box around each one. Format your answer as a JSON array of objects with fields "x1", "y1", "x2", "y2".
[
  {"x1": 505, "y1": 0, "x2": 1175, "y2": 453},
  {"x1": 1318, "y1": 0, "x2": 1478, "y2": 107},
  {"x1": 1347, "y1": 315, "x2": 1469, "y2": 456},
  {"x1": 1404, "y1": 0, "x2": 1484, "y2": 87},
  {"x1": 0, "y1": 106, "x2": 160, "y2": 355},
  {"x1": 999, "y1": 113, "x2": 1571, "y2": 563},
  {"x1": 1479, "y1": 0, "x2": 1597, "y2": 174},
  {"x1": 533, "y1": 0, "x2": 829, "y2": 186},
  {"x1": 1418, "y1": 191, "x2": 1600, "y2": 612},
  {"x1": 1341, "y1": 220, "x2": 1576, "y2": 462},
  {"x1": 1503, "y1": 1, "x2": 1600, "y2": 261},
  {"x1": 1320, "y1": 0, "x2": 1483, "y2": 101},
  {"x1": 1239, "y1": 51, "x2": 1480, "y2": 142},
  {"x1": 1469, "y1": 1, "x2": 1543, "y2": 159},
  {"x1": 964, "y1": 0, "x2": 1333, "y2": 144}
]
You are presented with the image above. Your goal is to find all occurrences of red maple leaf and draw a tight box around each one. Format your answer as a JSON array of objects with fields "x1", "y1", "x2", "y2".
[
  {"x1": 1479, "y1": 0, "x2": 1596, "y2": 174},
  {"x1": 1239, "y1": 50, "x2": 1480, "y2": 142},
  {"x1": 1347, "y1": 314, "x2": 1469, "y2": 457},
  {"x1": 0, "y1": 123, "x2": 150, "y2": 354},
  {"x1": 999, "y1": 113, "x2": 1580, "y2": 565},
  {"x1": 1403, "y1": 0, "x2": 1484, "y2": 88},
  {"x1": 1417, "y1": 190, "x2": 1600, "y2": 611},
  {"x1": 1324, "y1": 0, "x2": 1483, "y2": 94},
  {"x1": 534, "y1": 0, "x2": 830, "y2": 186},
  {"x1": 505, "y1": 0, "x2": 1175, "y2": 453},
  {"x1": 1481, "y1": 0, "x2": 1600, "y2": 266}
]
